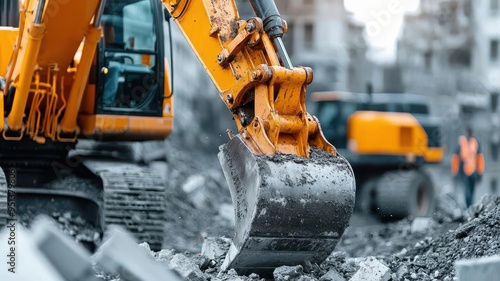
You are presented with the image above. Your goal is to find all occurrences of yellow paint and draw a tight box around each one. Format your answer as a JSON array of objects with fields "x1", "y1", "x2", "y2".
[
  {"x1": 59, "y1": 26, "x2": 102, "y2": 134},
  {"x1": 1, "y1": 0, "x2": 332, "y2": 162},
  {"x1": 79, "y1": 114, "x2": 173, "y2": 141},
  {"x1": 162, "y1": 0, "x2": 334, "y2": 157},
  {"x1": 0, "y1": 28, "x2": 18, "y2": 76},
  {"x1": 163, "y1": 59, "x2": 174, "y2": 118},
  {"x1": 6, "y1": 22, "x2": 46, "y2": 131},
  {"x1": 348, "y1": 111, "x2": 429, "y2": 156},
  {"x1": 424, "y1": 147, "x2": 444, "y2": 163},
  {"x1": 0, "y1": 88, "x2": 3, "y2": 131}
]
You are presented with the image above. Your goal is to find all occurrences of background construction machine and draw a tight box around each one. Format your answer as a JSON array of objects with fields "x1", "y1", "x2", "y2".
[
  {"x1": 313, "y1": 91, "x2": 444, "y2": 220},
  {"x1": 0, "y1": 0, "x2": 355, "y2": 275}
]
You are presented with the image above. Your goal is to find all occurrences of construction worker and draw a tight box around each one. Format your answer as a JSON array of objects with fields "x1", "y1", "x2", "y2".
[{"x1": 451, "y1": 128, "x2": 485, "y2": 207}]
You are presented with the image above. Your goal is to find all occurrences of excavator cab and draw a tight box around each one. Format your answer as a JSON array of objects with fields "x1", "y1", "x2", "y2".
[{"x1": 96, "y1": 0, "x2": 166, "y2": 115}]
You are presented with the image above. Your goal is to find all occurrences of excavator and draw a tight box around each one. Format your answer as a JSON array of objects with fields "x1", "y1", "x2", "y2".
[
  {"x1": 0, "y1": 0, "x2": 355, "y2": 275},
  {"x1": 313, "y1": 91, "x2": 444, "y2": 220}
]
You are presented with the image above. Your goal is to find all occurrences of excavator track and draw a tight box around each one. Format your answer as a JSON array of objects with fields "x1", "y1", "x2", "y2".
[
  {"x1": 83, "y1": 160, "x2": 166, "y2": 250},
  {"x1": 0, "y1": 169, "x2": 7, "y2": 228}
]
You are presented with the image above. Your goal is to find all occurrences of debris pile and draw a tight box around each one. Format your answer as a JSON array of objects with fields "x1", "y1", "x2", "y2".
[
  {"x1": 386, "y1": 195, "x2": 500, "y2": 280},
  {"x1": 128, "y1": 194, "x2": 500, "y2": 281}
]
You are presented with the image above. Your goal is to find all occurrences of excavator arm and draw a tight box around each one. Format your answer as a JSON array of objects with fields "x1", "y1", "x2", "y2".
[
  {"x1": 162, "y1": 0, "x2": 334, "y2": 157},
  {"x1": 162, "y1": 0, "x2": 356, "y2": 275}
]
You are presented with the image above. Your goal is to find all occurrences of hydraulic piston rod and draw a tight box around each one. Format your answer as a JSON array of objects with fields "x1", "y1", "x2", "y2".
[{"x1": 248, "y1": 0, "x2": 293, "y2": 69}]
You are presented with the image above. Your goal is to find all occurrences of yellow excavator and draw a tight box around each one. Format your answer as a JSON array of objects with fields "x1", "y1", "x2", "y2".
[
  {"x1": 313, "y1": 91, "x2": 444, "y2": 220},
  {"x1": 0, "y1": 0, "x2": 355, "y2": 275}
]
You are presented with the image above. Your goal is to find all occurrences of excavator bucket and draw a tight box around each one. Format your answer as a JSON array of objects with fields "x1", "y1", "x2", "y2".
[{"x1": 218, "y1": 135, "x2": 356, "y2": 276}]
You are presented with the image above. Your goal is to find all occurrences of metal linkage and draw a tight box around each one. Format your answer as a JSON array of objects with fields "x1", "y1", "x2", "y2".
[{"x1": 248, "y1": 0, "x2": 293, "y2": 68}]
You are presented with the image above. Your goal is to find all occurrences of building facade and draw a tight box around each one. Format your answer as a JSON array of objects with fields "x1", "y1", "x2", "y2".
[
  {"x1": 274, "y1": 0, "x2": 370, "y2": 93},
  {"x1": 236, "y1": 0, "x2": 370, "y2": 94},
  {"x1": 398, "y1": 0, "x2": 500, "y2": 197}
]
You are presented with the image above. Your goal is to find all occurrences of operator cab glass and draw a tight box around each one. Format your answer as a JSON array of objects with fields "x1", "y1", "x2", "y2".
[
  {"x1": 97, "y1": 0, "x2": 165, "y2": 116},
  {"x1": 316, "y1": 101, "x2": 357, "y2": 149}
]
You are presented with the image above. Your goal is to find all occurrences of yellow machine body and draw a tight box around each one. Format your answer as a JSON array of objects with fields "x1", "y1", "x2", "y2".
[
  {"x1": 1, "y1": 0, "x2": 174, "y2": 142},
  {"x1": 348, "y1": 111, "x2": 443, "y2": 163},
  {"x1": 313, "y1": 91, "x2": 444, "y2": 219}
]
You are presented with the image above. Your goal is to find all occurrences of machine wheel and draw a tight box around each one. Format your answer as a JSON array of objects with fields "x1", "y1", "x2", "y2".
[
  {"x1": 375, "y1": 169, "x2": 435, "y2": 220},
  {"x1": 355, "y1": 178, "x2": 378, "y2": 214}
]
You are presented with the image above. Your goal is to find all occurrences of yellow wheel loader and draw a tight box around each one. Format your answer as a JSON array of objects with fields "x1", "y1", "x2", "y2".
[
  {"x1": 313, "y1": 92, "x2": 444, "y2": 220},
  {"x1": 0, "y1": 0, "x2": 355, "y2": 275}
]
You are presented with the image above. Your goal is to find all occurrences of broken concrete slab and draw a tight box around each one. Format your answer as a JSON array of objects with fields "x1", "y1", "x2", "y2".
[
  {"x1": 156, "y1": 249, "x2": 176, "y2": 263},
  {"x1": 0, "y1": 221, "x2": 66, "y2": 281},
  {"x1": 273, "y1": 265, "x2": 304, "y2": 281},
  {"x1": 202, "y1": 237, "x2": 231, "y2": 260},
  {"x1": 435, "y1": 193, "x2": 464, "y2": 222},
  {"x1": 320, "y1": 268, "x2": 346, "y2": 281},
  {"x1": 349, "y1": 257, "x2": 390, "y2": 281},
  {"x1": 93, "y1": 226, "x2": 182, "y2": 281},
  {"x1": 456, "y1": 255, "x2": 500, "y2": 281},
  {"x1": 169, "y1": 254, "x2": 205, "y2": 281},
  {"x1": 32, "y1": 217, "x2": 98, "y2": 281}
]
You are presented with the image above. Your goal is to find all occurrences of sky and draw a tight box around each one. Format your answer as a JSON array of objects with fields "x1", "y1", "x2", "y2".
[{"x1": 344, "y1": 0, "x2": 420, "y2": 63}]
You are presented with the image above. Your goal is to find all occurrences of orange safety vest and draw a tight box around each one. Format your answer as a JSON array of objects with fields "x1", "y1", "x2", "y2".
[
  {"x1": 452, "y1": 136, "x2": 485, "y2": 176},
  {"x1": 459, "y1": 136, "x2": 479, "y2": 176}
]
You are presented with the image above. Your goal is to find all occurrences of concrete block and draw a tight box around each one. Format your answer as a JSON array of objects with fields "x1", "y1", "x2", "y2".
[
  {"x1": 138, "y1": 242, "x2": 155, "y2": 257},
  {"x1": 169, "y1": 254, "x2": 205, "y2": 281},
  {"x1": 349, "y1": 257, "x2": 390, "y2": 281},
  {"x1": 214, "y1": 268, "x2": 246, "y2": 281},
  {"x1": 410, "y1": 217, "x2": 436, "y2": 233},
  {"x1": 0, "y1": 222, "x2": 65, "y2": 281},
  {"x1": 456, "y1": 255, "x2": 500, "y2": 281},
  {"x1": 273, "y1": 265, "x2": 304, "y2": 281},
  {"x1": 93, "y1": 226, "x2": 182, "y2": 281},
  {"x1": 320, "y1": 268, "x2": 346, "y2": 281},
  {"x1": 31, "y1": 217, "x2": 97, "y2": 281},
  {"x1": 201, "y1": 237, "x2": 231, "y2": 260}
]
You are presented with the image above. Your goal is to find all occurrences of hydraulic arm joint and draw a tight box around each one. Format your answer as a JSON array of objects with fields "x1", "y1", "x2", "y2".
[
  {"x1": 163, "y1": 0, "x2": 335, "y2": 157},
  {"x1": 248, "y1": 0, "x2": 292, "y2": 68}
]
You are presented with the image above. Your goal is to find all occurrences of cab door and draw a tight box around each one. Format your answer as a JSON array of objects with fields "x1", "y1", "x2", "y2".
[{"x1": 96, "y1": 0, "x2": 165, "y2": 116}]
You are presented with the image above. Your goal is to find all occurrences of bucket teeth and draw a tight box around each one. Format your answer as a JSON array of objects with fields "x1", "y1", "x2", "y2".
[{"x1": 218, "y1": 135, "x2": 356, "y2": 276}]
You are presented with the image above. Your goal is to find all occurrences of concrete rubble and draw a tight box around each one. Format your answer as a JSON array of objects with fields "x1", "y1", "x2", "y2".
[
  {"x1": 201, "y1": 237, "x2": 232, "y2": 260},
  {"x1": 319, "y1": 268, "x2": 345, "y2": 281},
  {"x1": 0, "y1": 193, "x2": 498, "y2": 281},
  {"x1": 455, "y1": 255, "x2": 500, "y2": 281},
  {"x1": 1, "y1": 143, "x2": 499, "y2": 281},
  {"x1": 169, "y1": 254, "x2": 206, "y2": 281},
  {"x1": 349, "y1": 257, "x2": 390, "y2": 281}
]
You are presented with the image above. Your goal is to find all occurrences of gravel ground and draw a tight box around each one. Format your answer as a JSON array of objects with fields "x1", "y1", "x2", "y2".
[
  {"x1": 85, "y1": 130, "x2": 500, "y2": 281},
  {"x1": 86, "y1": 130, "x2": 499, "y2": 281},
  {"x1": 26, "y1": 136, "x2": 497, "y2": 281},
  {"x1": 13, "y1": 138, "x2": 497, "y2": 280},
  {"x1": 102, "y1": 193, "x2": 497, "y2": 281}
]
